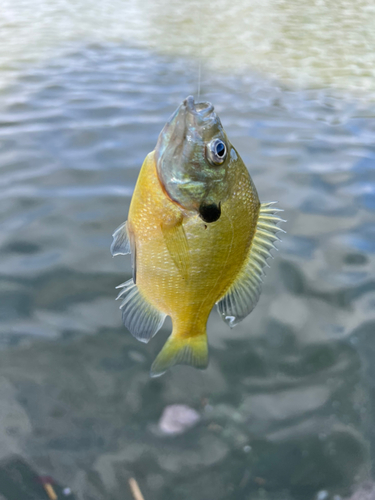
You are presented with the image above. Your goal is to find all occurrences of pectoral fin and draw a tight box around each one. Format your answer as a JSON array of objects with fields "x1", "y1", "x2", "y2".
[
  {"x1": 116, "y1": 279, "x2": 166, "y2": 343},
  {"x1": 111, "y1": 220, "x2": 137, "y2": 283},
  {"x1": 111, "y1": 221, "x2": 131, "y2": 256},
  {"x1": 216, "y1": 202, "x2": 285, "y2": 327},
  {"x1": 161, "y1": 220, "x2": 190, "y2": 281}
]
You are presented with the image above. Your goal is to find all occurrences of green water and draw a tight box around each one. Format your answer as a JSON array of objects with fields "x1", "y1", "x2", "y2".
[{"x1": 0, "y1": 2, "x2": 375, "y2": 499}]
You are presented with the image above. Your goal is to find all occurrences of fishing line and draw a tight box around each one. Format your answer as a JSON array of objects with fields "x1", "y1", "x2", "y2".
[
  {"x1": 197, "y1": 57, "x2": 202, "y2": 100},
  {"x1": 196, "y1": 1, "x2": 203, "y2": 100}
]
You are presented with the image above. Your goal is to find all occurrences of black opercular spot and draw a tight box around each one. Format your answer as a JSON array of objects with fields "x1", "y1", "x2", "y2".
[{"x1": 199, "y1": 202, "x2": 221, "y2": 223}]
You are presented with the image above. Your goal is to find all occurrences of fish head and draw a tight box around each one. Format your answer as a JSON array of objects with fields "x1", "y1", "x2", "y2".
[{"x1": 155, "y1": 96, "x2": 234, "y2": 222}]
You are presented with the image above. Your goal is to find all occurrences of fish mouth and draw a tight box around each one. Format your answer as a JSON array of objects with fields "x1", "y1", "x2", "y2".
[
  {"x1": 184, "y1": 95, "x2": 215, "y2": 121},
  {"x1": 155, "y1": 95, "x2": 218, "y2": 166}
]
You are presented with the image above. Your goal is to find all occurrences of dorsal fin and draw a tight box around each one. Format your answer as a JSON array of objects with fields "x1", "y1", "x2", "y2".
[
  {"x1": 116, "y1": 279, "x2": 166, "y2": 343},
  {"x1": 216, "y1": 202, "x2": 285, "y2": 327}
]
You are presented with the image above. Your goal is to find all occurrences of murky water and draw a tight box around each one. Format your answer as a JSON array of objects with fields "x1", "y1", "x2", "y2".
[{"x1": 0, "y1": 2, "x2": 375, "y2": 499}]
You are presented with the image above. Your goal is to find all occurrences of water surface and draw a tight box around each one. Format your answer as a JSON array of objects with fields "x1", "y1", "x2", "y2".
[{"x1": 0, "y1": 2, "x2": 375, "y2": 500}]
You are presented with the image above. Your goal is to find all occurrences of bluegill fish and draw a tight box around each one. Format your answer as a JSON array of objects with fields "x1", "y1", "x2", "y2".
[{"x1": 111, "y1": 96, "x2": 284, "y2": 376}]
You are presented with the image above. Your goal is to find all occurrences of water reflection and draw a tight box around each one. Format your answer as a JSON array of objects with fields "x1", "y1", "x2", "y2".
[{"x1": 2, "y1": 0, "x2": 375, "y2": 94}]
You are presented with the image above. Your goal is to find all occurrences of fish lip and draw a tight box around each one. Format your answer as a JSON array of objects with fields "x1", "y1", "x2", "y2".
[{"x1": 183, "y1": 95, "x2": 214, "y2": 120}]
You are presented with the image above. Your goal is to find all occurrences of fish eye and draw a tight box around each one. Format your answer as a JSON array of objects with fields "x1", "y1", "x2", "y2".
[{"x1": 207, "y1": 139, "x2": 227, "y2": 166}]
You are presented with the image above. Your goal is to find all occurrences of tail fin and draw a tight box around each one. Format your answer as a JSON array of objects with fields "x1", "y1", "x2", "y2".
[{"x1": 150, "y1": 334, "x2": 208, "y2": 377}]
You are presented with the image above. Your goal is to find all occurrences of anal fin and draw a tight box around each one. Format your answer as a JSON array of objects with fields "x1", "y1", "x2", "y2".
[
  {"x1": 116, "y1": 279, "x2": 166, "y2": 343},
  {"x1": 216, "y1": 202, "x2": 285, "y2": 327}
]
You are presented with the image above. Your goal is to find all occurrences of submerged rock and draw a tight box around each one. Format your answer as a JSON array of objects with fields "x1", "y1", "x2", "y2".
[
  {"x1": 158, "y1": 404, "x2": 200, "y2": 436},
  {"x1": 345, "y1": 482, "x2": 375, "y2": 500}
]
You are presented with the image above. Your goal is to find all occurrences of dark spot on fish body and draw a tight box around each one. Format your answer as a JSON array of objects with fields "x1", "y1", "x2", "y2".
[{"x1": 199, "y1": 202, "x2": 221, "y2": 223}]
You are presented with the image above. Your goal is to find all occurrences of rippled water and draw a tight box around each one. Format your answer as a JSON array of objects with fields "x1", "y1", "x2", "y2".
[
  {"x1": 1, "y1": 2, "x2": 375, "y2": 500},
  {"x1": 2, "y1": 0, "x2": 375, "y2": 94}
]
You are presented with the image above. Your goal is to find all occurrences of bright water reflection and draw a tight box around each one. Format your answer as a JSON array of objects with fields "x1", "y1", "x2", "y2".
[
  {"x1": 1, "y1": 0, "x2": 375, "y2": 93},
  {"x1": 0, "y1": 2, "x2": 375, "y2": 500}
]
